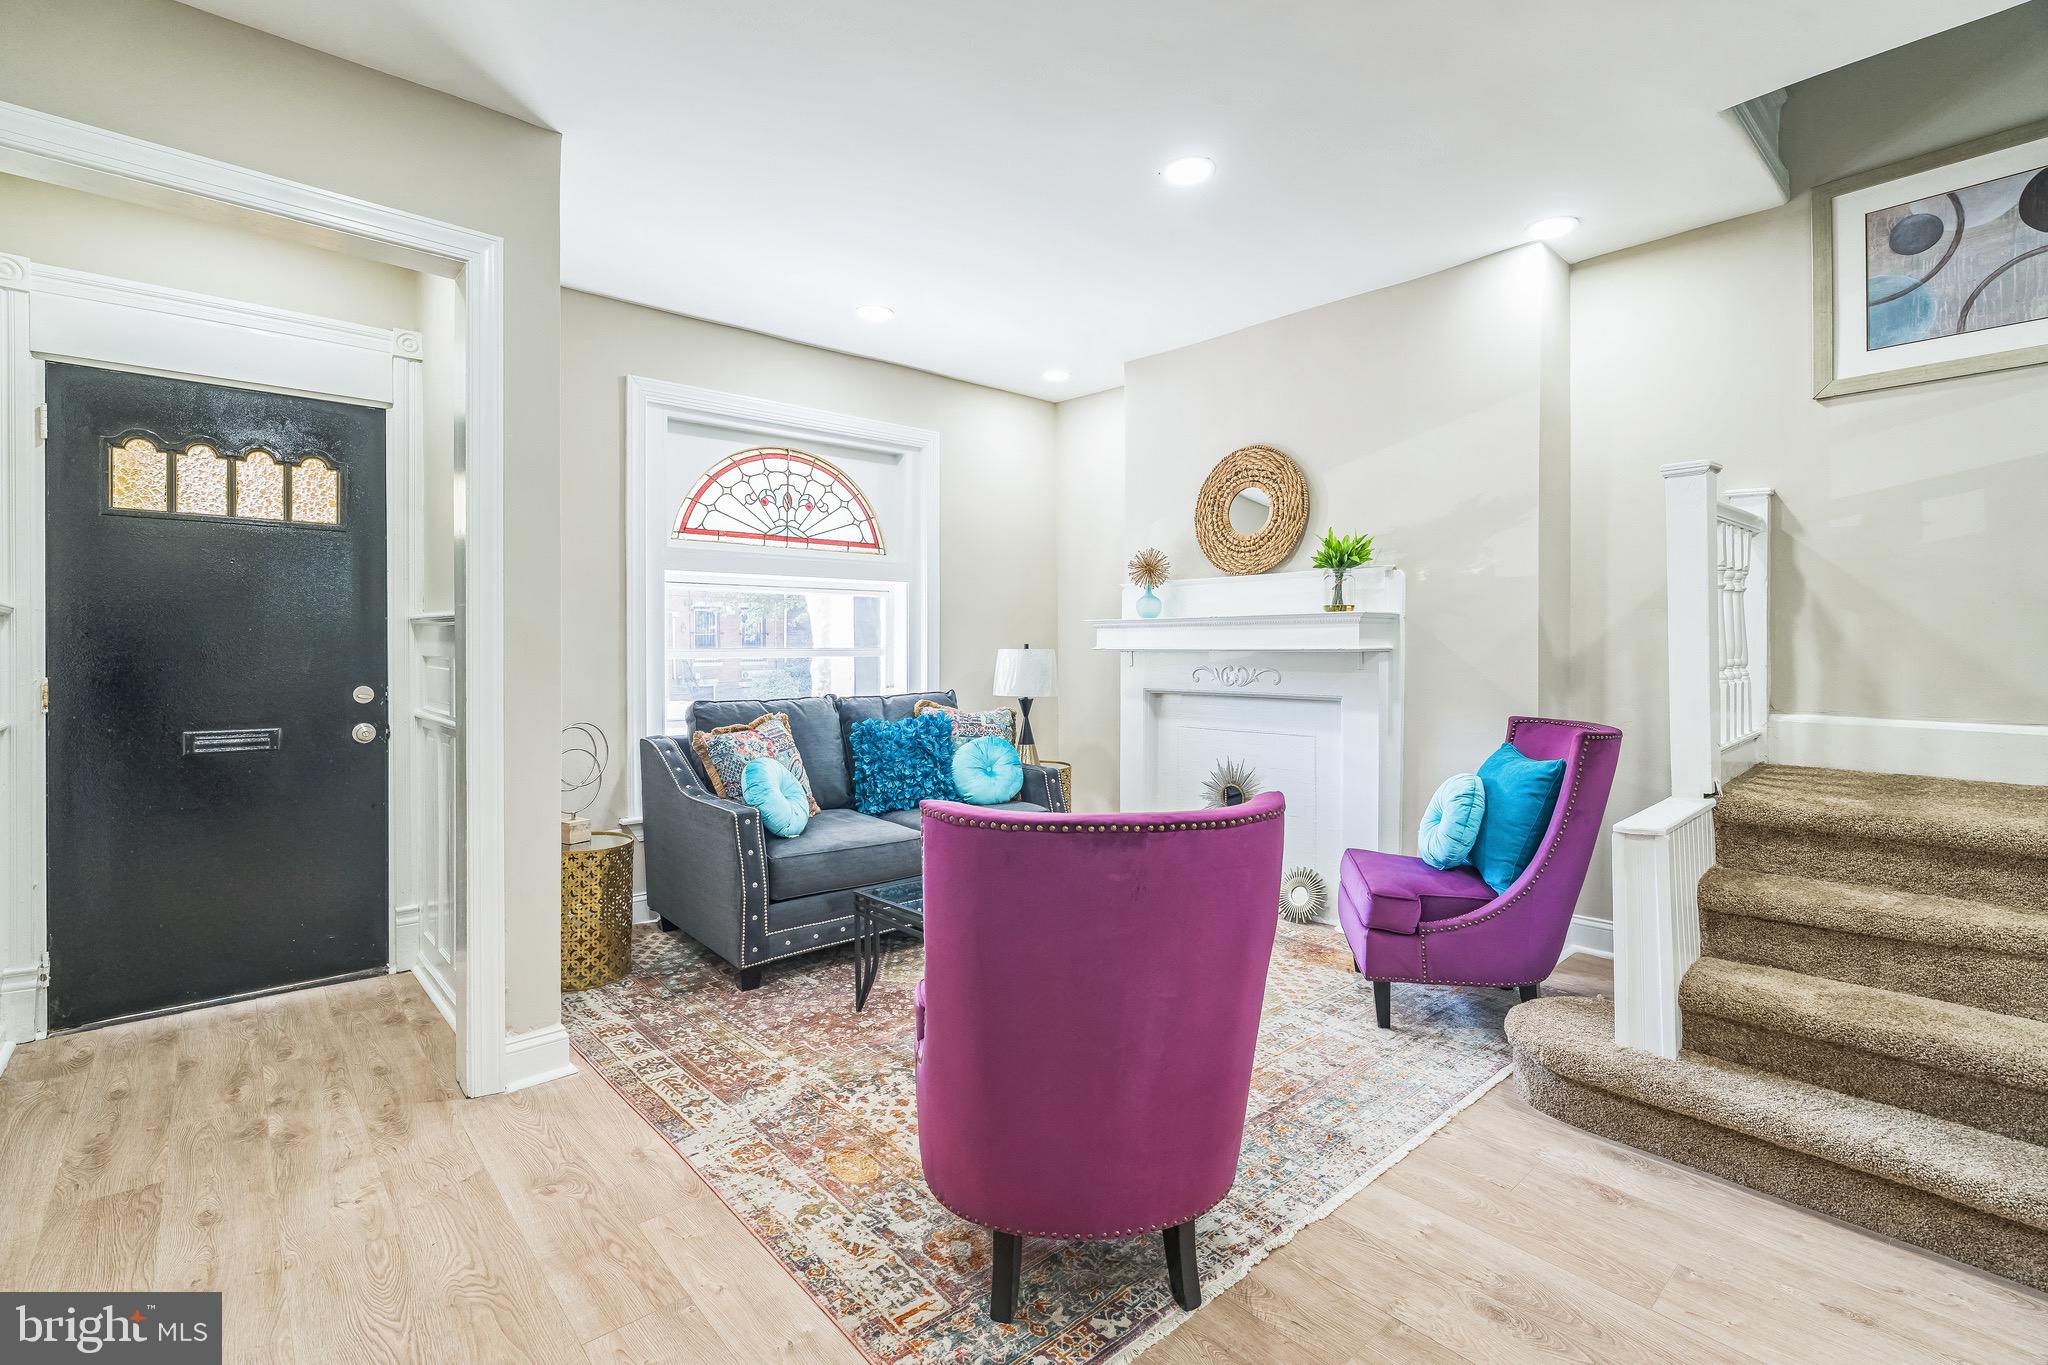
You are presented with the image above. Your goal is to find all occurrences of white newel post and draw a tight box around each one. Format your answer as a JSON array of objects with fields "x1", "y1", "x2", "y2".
[
  {"x1": 1662, "y1": 461, "x2": 1722, "y2": 801},
  {"x1": 1615, "y1": 467, "x2": 1776, "y2": 1059},
  {"x1": 1612, "y1": 796, "x2": 1714, "y2": 1057}
]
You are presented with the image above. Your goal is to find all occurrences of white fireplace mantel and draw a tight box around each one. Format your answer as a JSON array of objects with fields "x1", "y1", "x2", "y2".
[{"x1": 1092, "y1": 569, "x2": 1405, "y2": 908}]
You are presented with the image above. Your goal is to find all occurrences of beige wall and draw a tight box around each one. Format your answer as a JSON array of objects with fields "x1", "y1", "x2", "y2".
[
  {"x1": 558, "y1": 289, "x2": 1059, "y2": 832},
  {"x1": 1121, "y1": 244, "x2": 1571, "y2": 845},
  {"x1": 1565, "y1": 5, "x2": 2048, "y2": 922},
  {"x1": 1052, "y1": 387, "x2": 1125, "y2": 811},
  {"x1": 0, "y1": 174, "x2": 422, "y2": 330},
  {"x1": 1, "y1": 0, "x2": 565, "y2": 1033}
]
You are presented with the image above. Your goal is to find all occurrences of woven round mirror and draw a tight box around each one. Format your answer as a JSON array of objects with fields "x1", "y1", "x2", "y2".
[{"x1": 1194, "y1": 444, "x2": 1309, "y2": 575}]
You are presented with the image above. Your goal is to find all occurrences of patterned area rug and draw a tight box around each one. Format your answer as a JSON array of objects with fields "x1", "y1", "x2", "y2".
[{"x1": 565, "y1": 921, "x2": 1516, "y2": 1364}]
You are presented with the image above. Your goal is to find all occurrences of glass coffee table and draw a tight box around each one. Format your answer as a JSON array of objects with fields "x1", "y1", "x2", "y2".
[{"x1": 852, "y1": 876, "x2": 923, "y2": 1011}]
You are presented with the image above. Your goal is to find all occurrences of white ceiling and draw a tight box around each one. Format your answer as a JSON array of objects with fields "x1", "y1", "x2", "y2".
[{"x1": 180, "y1": 0, "x2": 2016, "y2": 400}]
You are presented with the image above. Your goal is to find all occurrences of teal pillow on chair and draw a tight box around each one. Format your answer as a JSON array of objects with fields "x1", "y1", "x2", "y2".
[
  {"x1": 1469, "y1": 742, "x2": 1566, "y2": 894},
  {"x1": 741, "y1": 757, "x2": 811, "y2": 838},
  {"x1": 952, "y1": 736, "x2": 1024, "y2": 805},
  {"x1": 1418, "y1": 773, "x2": 1486, "y2": 870}
]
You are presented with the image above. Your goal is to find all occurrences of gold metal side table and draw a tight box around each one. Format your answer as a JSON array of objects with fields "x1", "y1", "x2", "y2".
[
  {"x1": 1039, "y1": 759, "x2": 1073, "y2": 810},
  {"x1": 562, "y1": 830, "x2": 635, "y2": 992}
]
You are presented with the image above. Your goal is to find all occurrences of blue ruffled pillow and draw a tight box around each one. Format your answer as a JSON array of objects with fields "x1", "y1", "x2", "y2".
[
  {"x1": 740, "y1": 757, "x2": 810, "y2": 838},
  {"x1": 849, "y1": 711, "x2": 960, "y2": 815},
  {"x1": 1469, "y1": 742, "x2": 1566, "y2": 894},
  {"x1": 952, "y1": 735, "x2": 1024, "y2": 805},
  {"x1": 1418, "y1": 773, "x2": 1485, "y2": 870}
]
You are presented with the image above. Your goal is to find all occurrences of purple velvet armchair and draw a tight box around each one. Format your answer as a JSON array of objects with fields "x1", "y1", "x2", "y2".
[
  {"x1": 916, "y1": 793, "x2": 1286, "y2": 1321},
  {"x1": 1339, "y1": 716, "x2": 1621, "y2": 1027}
]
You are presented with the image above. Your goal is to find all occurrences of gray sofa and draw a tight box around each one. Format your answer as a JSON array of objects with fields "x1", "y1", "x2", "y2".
[{"x1": 640, "y1": 690, "x2": 1067, "y2": 989}]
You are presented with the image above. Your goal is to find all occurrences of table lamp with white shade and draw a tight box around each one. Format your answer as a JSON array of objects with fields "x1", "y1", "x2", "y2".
[{"x1": 993, "y1": 644, "x2": 1057, "y2": 765}]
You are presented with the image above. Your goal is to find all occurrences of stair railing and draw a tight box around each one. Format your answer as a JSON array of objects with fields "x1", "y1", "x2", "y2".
[{"x1": 1614, "y1": 462, "x2": 1775, "y2": 1058}]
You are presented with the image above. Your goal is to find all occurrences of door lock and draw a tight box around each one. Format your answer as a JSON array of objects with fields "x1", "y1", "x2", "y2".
[
  {"x1": 352, "y1": 685, "x2": 375, "y2": 704},
  {"x1": 351, "y1": 722, "x2": 377, "y2": 744}
]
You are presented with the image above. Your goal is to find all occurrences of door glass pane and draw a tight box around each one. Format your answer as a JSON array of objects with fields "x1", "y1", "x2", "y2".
[
  {"x1": 291, "y1": 456, "x2": 340, "y2": 524},
  {"x1": 235, "y1": 450, "x2": 286, "y2": 520},
  {"x1": 108, "y1": 437, "x2": 168, "y2": 512},
  {"x1": 175, "y1": 444, "x2": 229, "y2": 516}
]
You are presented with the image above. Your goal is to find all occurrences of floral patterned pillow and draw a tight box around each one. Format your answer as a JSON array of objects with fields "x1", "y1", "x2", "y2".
[
  {"x1": 912, "y1": 699, "x2": 1018, "y2": 748},
  {"x1": 690, "y1": 713, "x2": 820, "y2": 814}
]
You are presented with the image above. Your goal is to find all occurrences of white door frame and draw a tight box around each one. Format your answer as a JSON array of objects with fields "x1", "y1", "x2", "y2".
[
  {"x1": 0, "y1": 256, "x2": 427, "y2": 1036},
  {"x1": 0, "y1": 100, "x2": 511, "y2": 1096},
  {"x1": 622, "y1": 376, "x2": 941, "y2": 827}
]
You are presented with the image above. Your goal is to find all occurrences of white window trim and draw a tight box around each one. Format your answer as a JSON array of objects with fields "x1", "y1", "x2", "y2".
[
  {"x1": 624, "y1": 377, "x2": 940, "y2": 827},
  {"x1": 662, "y1": 569, "x2": 909, "y2": 725}
]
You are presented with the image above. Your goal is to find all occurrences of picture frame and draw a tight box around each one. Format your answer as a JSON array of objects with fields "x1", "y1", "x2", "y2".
[{"x1": 1813, "y1": 116, "x2": 2048, "y2": 398}]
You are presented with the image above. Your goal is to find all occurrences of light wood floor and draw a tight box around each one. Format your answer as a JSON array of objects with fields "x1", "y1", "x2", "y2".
[{"x1": 3, "y1": 955, "x2": 2043, "y2": 1364}]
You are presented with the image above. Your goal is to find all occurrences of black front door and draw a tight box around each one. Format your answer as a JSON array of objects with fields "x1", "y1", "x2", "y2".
[{"x1": 45, "y1": 363, "x2": 389, "y2": 1031}]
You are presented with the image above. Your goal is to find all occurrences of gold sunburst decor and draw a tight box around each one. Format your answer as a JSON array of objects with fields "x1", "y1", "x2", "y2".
[
  {"x1": 1127, "y1": 547, "x2": 1171, "y2": 590},
  {"x1": 1279, "y1": 867, "x2": 1329, "y2": 923},
  {"x1": 1201, "y1": 758, "x2": 1261, "y2": 808}
]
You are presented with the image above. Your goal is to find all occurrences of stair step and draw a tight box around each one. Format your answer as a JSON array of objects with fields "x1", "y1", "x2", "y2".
[
  {"x1": 1717, "y1": 764, "x2": 2048, "y2": 861},
  {"x1": 1700, "y1": 868, "x2": 2048, "y2": 1022},
  {"x1": 1507, "y1": 995, "x2": 2048, "y2": 1291},
  {"x1": 1681, "y1": 957, "x2": 2048, "y2": 1144},
  {"x1": 1700, "y1": 867, "x2": 2048, "y2": 955},
  {"x1": 1715, "y1": 765, "x2": 2048, "y2": 910}
]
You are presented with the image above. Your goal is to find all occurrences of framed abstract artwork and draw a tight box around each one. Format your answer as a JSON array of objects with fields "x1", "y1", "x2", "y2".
[{"x1": 1813, "y1": 118, "x2": 2048, "y2": 397}]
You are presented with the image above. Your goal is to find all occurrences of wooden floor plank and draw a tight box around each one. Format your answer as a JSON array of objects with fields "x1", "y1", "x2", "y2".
[
  {"x1": 3, "y1": 955, "x2": 2043, "y2": 1365},
  {"x1": 456, "y1": 1065, "x2": 691, "y2": 1346}
]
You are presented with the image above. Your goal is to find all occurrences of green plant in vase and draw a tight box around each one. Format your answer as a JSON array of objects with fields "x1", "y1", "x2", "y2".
[{"x1": 1310, "y1": 529, "x2": 1374, "y2": 612}]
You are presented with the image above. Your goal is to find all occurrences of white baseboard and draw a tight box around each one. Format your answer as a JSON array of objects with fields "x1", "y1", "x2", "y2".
[
  {"x1": 1563, "y1": 913, "x2": 1614, "y2": 961},
  {"x1": 0, "y1": 1038, "x2": 14, "y2": 1077},
  {"x1": 412, "y1": 957, "x2": 457, "y2": 1032},
  {"x1": 1, "y1": 961, "x2": 41, "y2": 1046},
  {"x1": 632, "y1": 891, "x2": 656, "y2": 926},
  {"x1": 392, "y1": 904, "x2": 420, "y2": 971},
  {"x1": 1769, "y1": 713, "x2": 2048, "y2": 786},
  {"x1": 502, "y1": 1023, "x2": 577, "y2": 1092}
]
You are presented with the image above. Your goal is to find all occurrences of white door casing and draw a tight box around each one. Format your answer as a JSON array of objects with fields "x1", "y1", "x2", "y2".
[
  {"x1": 0, "y1": 99, "x2": 515, "y2": 1095},
  {"x1": 0, "y1": 254, "x2": 430, "y2": 1044}
]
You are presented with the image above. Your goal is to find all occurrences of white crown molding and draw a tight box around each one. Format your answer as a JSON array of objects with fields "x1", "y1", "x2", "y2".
[
  {"x1": 1729, "y1": 90, "x2": 1791, "y2": 199},
  {"x1": 1769, "y1": 714, "x2": 2048, "y2": 786}
]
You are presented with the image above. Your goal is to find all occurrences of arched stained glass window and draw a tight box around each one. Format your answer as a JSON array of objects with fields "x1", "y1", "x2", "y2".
[{"x1": 673, "y1": 447, "x2": 884, "y2": 554}]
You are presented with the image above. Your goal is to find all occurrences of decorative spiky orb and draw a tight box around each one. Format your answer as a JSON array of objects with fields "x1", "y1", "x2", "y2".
[
  {"x1": 1201, "y1": 758, "x2": 1260, "y2": 808},
  {"x1": 1127, "y1": 546, "x2": 1171, "y2": 591},
  {"x1": 1279, "y1": 867, "x2": 1329, "y2": 923}
]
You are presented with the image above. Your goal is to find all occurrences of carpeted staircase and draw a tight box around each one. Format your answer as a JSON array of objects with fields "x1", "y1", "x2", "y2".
[{"x1": 1508, "y1": 763, "x2": 2048, "y2": 1291}]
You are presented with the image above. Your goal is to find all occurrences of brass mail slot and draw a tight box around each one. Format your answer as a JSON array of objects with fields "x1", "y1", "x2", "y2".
[{"x1": 182, "y1": 727, "x2": 282, "y2": 755}]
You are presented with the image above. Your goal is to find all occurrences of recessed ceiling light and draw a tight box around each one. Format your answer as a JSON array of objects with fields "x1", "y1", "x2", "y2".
[
  {"x1": 1526, "y1": 216, "x2": 1580, "y2": 242},
  {"x1": 1160, "y1": 156, "x2": 1215, "y2": 187},
  {"x1": 854, "y1": 303, "x2": 895, "y2": 323},
  {"x1": 1042, "y1": 369, "x2": 1071, "y2": 383}
]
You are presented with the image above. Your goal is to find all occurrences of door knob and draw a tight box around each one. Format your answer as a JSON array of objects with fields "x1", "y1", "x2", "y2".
[{"x1": 351, "y1": 722, "x2": 377, "y2": 744}]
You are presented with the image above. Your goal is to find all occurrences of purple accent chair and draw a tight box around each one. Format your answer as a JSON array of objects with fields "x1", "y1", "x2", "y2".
[
  {"x1": 916, "y1": 793, "x2": 1286, "y2": 1322},
  {"x1": 1339, "y1": 716, "x2": 1621, "y2": 1027}
]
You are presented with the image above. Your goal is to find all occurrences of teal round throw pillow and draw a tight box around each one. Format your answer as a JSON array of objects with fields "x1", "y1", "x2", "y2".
[
  {"x1": 741, "y1": 757, "x2": 811, "y2": 838},
  {"x1": 952, "y1": 735, "x2": 1024, "y2": 806},
  {"x1": 1418, "y1": 772, "x2": 1486, "y2": 870}
]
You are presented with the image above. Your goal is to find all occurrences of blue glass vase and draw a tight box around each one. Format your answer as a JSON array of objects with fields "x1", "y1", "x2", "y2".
[{"x1": 1136, "y1": 587, "x2": 1163, "y2": 619}]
